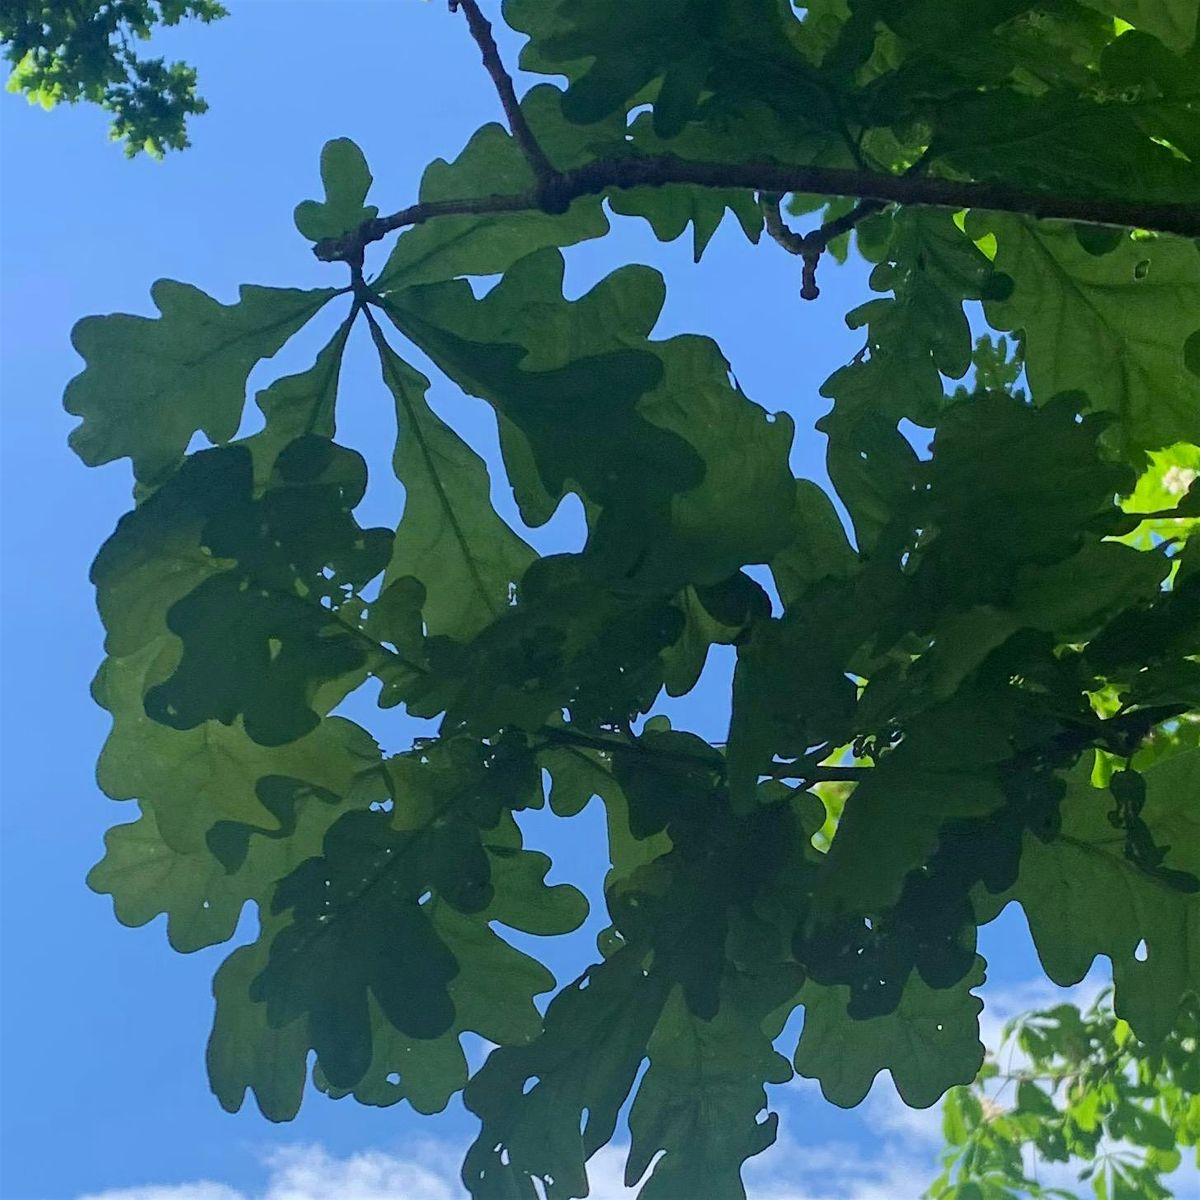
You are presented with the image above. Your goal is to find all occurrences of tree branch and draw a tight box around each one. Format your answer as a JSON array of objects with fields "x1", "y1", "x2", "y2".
[
  {"x1": 450, "y1": 0, "x2": 556, "y2": 185},
  {"x1": 533, "y1": 725, "x2": 870, "y2": 786},
  {"x1": 534, "y1": 725, "x2": 726, "y2": 771},
  {"x1": 313, "y1": 4, "x2": 1200, "y2": 272},
  {"x1": 316, "y1": 152, "x2": 1200, "y2": 265}
]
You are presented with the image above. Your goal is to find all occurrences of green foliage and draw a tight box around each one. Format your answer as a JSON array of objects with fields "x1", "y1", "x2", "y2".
[
  {"x1": 56, "y1": 2, "x2": 1200, "y2": 1197},
  {"x1": 1, "y1": 0, "x2": 226, "y2": 155},
  {"x1": 380, "y1": 248, "x2": 796, "y2": 588},
  {"x1": 977, "y1": 752, "x2": 1200, "y2": 1042},
  {"x1": 66, "y1": 281, "x2": 337, "y2": 482},
  {"x1": 927, "y1": 989, "x2": 1200, "y2": 1200},
  {"x1": 795, "y1": 958, "x2": 987, "y2": 1108},
  {"x1": 973, "y1": 214, "x2": 1200, "y2": 458}
]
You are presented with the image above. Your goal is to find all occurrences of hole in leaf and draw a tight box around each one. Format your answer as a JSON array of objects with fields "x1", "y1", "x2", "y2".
[
  {"x1": 386, "y1": 1072, "x2": 402, "y2": 1086},
  {"x1": 1134, "y1": 939, "x2": 1148, "y2": 962}
]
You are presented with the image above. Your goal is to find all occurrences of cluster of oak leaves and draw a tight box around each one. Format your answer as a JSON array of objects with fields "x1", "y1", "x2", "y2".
[{"x1": 60, "y1": 2, "x2": 1200, "y2": 1198}]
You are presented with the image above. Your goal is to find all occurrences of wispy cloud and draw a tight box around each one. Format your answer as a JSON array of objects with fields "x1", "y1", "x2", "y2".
[
  {"x1": 78, "y1": 1140, "x2": 933, "y2": 1200},
  {"x1": 80, "y1": 1185, "x2": 244, "y2": 1200},
  {"x1": 78, "y1": 1144, "x2": 460, "y2": 1200}
]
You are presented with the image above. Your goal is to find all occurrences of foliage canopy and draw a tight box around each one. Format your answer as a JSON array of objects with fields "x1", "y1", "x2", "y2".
[
  {"x1": 16, "y1": 0, "x2": 1200, "y2": 1196},
  {"x1": 1, "y1": 0, "x2": 226, "y2": 155}
]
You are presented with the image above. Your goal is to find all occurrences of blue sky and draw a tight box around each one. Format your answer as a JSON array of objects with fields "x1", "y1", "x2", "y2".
[{"x1": 0, "y1": 4, "x2": 1114, "y2": 1199}]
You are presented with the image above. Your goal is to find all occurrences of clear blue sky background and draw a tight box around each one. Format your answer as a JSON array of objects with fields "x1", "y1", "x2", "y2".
[{"x1": 0, "y1": 5, "x2": 1068, "y2": 1199}]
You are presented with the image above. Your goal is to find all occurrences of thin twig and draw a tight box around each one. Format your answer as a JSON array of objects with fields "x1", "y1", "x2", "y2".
[
  {"x1": 762, "y1": 195, "x2": 883, "y2": 257},
  {"x1": 800, "y1": 198, "x2": 887, "y2": 298},
  {"x1": 762, "y1": 764, "x2": 870, "y2": 783},
  {"x1": 761, "y1": 193, "x2": 807, "y2": 255},
  {"x1": 534, "y1": 725, "x2": 726, "y2": 771},
  {"x1": 762, "y1": 191, "x2": 892, "y2": 299},
  {"x1": 759, "y1": 141, "x2": 927, "y2": 267},
  {"x1": 535, "y1": 724, "x2": 871, "y2": 786},
  {"x1": 315, "y1": 152, "x2": 1200, "y2": 265},
  {"x1": 450, "y1": 0, "x2": 556, "y2": 185},
  {"x1": 811, "y1": 197, "x2": 886, "y2": 249}
]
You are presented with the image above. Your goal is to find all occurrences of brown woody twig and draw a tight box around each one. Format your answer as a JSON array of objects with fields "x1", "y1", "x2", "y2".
[
  {"x1": 450, "y1": 0, "x2": 559, "y2": 193},
  {"x1": 315, "y1": 153, "x2": 1200, "y2": 267}
]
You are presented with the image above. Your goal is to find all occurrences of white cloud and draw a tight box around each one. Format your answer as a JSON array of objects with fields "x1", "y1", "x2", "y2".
[
  {"x1": 72, "y1": 1130, "x2": 1200, "y2": 1200},
  {"x1": 79, "y1": 1187, "x2": 244, "y2": 1200},
  {"x1": 742, "y1": 1136, "x2": 937, "y2": 1200},
  {"x1": 78, "y1": 1139, "x2": 933, "y2": 1200},
  {"x1": 78, "y1": 1145, "x2": 460, "y2": 1200}
]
